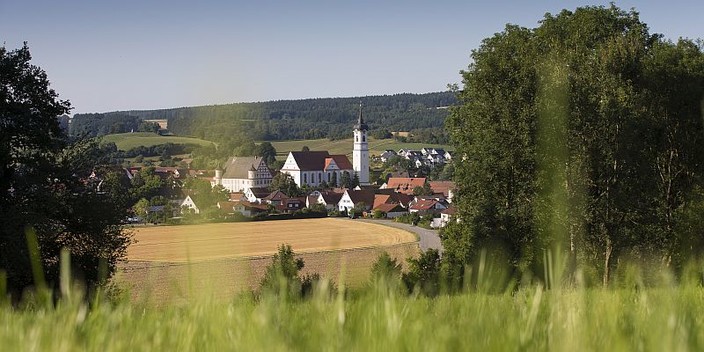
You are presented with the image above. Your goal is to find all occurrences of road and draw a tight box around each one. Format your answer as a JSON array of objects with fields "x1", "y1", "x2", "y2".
[{"x1": 358, "y1": 219, "x2": 443, "y2": 253}]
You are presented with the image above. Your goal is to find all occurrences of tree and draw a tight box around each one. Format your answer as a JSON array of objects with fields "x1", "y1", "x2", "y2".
[
  {"x1": 269, "y1": 172, "x2": 301, "y2": 197},
  {"x1": 259, "y1": 244, "x2": 306, "y2": 299},
  {"x1": 256, "y1": 142, "x2": 277, "y2": 166},
  {"x1": 301, "y1": 146, "x2": 310, "y2": 152},
  {"x1": 0, "y1": 43, "x2": 131, "y2": 297},
  {"x1": 445, "y1": 5, "x2": 704, "y2": 286},
  {"x1": 369, "y1": 252, "x2": 403, "y2": 287},
  {"x1": 340, "y1": 172, "x2": 352, "y2": 189},
  {"x1": 403, "y1": 249, "x2": 441, "y2": 296}
]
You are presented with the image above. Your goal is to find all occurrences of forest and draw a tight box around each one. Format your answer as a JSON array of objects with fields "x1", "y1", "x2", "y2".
[{"x1": 70, "y1": 92, "x2": 456, "y2": 143}]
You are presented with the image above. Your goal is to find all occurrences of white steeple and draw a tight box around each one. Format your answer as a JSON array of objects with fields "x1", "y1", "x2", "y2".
[{"x1": 353, "y1": 101, "x2": 370, "y2": 185}]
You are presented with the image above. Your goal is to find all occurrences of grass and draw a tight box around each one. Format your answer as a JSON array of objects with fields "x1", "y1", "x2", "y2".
[
  {"x1": 271, "y1": 138, "x2": 452, "y2": 157},
  {"x1": 100, "y1": 132, "x2": 214, "y2": 151},
  {"x1": 2, "y1": 281, "x2": 703, "y2": 350}
]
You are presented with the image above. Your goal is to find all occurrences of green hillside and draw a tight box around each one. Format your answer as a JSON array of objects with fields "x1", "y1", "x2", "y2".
[
  {"x1": 100, "y1": 132, "x2": 214, "y2": 151},
  {"x1": 271, "y1": 138, "x2": 452, "y2": 157}
]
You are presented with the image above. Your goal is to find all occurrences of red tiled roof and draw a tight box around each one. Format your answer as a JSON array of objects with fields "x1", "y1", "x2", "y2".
[
  {"x1": 328, "y1": 155, "x2": 353, "y2": 170},
  {"x1": 410, "y1": 199, "x2": 439, "y2": 211},
  {"x1": 429, "y1": 181, "x2": 455, "y2": 197},
  {"x1": 374, "y1": 203, "x2": 406, "y2": 213},
  {"x1": 373, "y1": 194, "x2": 392, "y2": 209},
  {"x1": 385, "y1": 177, "x2": 427, "y2": 195},
  {"x1": 442, "y1": 206, "x2": 457, "y2": 215}
]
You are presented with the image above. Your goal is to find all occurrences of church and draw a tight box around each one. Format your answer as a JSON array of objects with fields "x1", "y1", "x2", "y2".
[
  {"x1": 280, "y1": 103, "x2": 370, "y2": 188},
  {"x1": 214, "y1": 103, "x2": 370, "y2": 192}
]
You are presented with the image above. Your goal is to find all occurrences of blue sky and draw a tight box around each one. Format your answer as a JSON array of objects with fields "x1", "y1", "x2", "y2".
[{"x1": 1, "y1": 1, "x2": 702, "y2": 114}]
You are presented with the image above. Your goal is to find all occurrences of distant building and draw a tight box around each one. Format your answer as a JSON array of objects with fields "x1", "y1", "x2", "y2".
[
  {"x1": 280, "y1": 151, "x2": 354, "y2": 188},
  {"x1": 213, "y1": 156, "x2": 273, "y2": 193},
  {"x1": 353, "y1": 102, "x2": 370, "y2": 185}
]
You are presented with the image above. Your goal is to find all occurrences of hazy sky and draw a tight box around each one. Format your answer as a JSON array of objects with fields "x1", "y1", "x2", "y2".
[{"x1": 1, "y1": 1, "x2": 702, "y2": 114}]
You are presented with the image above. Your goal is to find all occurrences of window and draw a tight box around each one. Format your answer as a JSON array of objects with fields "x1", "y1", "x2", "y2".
[
  {"x1": 362, "y1": 135, "x2": 366, "y2": 142},
  {"x1": 355, "y1": 136, "x2": 358, "y2": 142},
  {"x1": 318, "y1": 173, "x2": 322, "y2": 183},
  {"x1": 304, "y1": 174, "x2": 307, "y2": 183}
]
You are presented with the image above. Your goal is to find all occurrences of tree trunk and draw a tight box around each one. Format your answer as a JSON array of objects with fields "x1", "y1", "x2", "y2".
[{"x1": 602, "y1": 237, "x2": 613, "y2": 287}]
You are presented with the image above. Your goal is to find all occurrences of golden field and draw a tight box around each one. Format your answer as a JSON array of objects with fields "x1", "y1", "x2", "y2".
[{"x1": 118, "y1": 218, "x2": 419, "y2": 302}]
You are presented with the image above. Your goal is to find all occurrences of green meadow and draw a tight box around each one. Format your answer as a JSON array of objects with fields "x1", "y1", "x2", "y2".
[{"x1": 100, "y1": 132, "x2": 215, "y2": 151}]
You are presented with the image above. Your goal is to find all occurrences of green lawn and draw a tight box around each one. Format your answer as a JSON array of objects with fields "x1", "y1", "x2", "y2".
[
  {"x1": 271, "y1": 138, "x2": 452, "y2": 157},
  {"x1": 100, "y1": 133, "x2": 214, "y2": 151}
]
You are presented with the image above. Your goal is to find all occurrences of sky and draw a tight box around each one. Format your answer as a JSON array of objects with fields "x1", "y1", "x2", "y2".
[{"x1": 1, "y1": 0, "x2": 702, "y2": 115}]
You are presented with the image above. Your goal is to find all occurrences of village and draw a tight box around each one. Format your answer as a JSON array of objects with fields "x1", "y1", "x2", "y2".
[{"x1": 122, "y1": 107, "x2": 457, "y2": 229}]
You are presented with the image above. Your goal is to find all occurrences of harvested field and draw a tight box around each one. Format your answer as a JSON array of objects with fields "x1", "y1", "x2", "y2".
[{"x1": 118, "y1": 218, "x2": 419, "y2": 302}]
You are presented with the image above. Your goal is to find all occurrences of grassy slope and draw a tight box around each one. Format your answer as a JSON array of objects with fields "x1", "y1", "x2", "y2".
[
  {"x1": 100, "y1": 132, "x2": 214, "y2": 151},
  {"x1": 2, "y1": 285, "x2": 703, "y2": 351},
  {"x1": 271, "y1": 138, "x2": 452, "y2": 157}
]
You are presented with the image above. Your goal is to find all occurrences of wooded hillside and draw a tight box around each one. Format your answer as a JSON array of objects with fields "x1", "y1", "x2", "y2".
[{"x1": 71, "y1": 92, "x2": 456, "y2": 142}]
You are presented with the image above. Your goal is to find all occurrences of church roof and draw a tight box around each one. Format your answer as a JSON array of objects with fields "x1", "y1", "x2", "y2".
[
  {"x1": 290, "y1": 151, "x2": 331, "y2": 171},
  {"x1": 290, "y1": 151, "x2": 353, "y2": 171},
  {"x1": 354, "y1": 102, "x2": 368, "y2": 131},
  {"x1": 222, "y1": 156, "x2": 265, "y2": 179},
  {"x1": 327, "y1": 155, "x2": 353, "y2": 170}
]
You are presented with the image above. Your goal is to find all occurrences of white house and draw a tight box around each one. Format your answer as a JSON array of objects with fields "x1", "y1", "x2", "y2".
[
  {"x1": 212, "y1": 156, "x2": 273, "y2": 193},
  {"x1": 337, "y1": 189, "x2": 375, "y2": 212},
  {"x1": 180, "y1": 195, "x2": 200, "y2": 214}
]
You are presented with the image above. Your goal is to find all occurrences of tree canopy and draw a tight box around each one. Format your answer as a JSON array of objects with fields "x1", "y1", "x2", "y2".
[
  {"x1": 445, "y1": 5, "x2": 704, "y2": 286},
  {"x1": 0, "y1": 44, "x2": 131, "y2": 298}
]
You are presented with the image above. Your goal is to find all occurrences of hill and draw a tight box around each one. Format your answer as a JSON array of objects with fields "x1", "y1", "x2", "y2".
[
  {"x1": 101, "y1": 132, "x2": 214, "y2": 151},
  {"x1": 71, "y1": 92, "x2": 456, "y2": 144}
]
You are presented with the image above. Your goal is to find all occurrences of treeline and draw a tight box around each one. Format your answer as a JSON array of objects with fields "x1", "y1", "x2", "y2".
[
  {"x1": 101, "y1": 142, "x2": 196, "y2": 159},
  {"x1": 71, "y1": 92, "x2": 456, "y2": 142},
  {"x1": 70, "y1": 113, "x2": 160, "y2": 137}
]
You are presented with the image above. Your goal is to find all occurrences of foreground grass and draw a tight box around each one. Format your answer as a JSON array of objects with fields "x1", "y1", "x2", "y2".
[{"x1": 2, "y1": 284, "x2": 703, "y2": 351}]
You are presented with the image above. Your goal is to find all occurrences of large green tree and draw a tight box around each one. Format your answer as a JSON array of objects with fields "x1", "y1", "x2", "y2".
[
  {"x1": 0, "y1": 44, "x2": 132, "y2": 298},
  {"x1": 445, "y1": 5, "x2": 704, "y2": 286}
]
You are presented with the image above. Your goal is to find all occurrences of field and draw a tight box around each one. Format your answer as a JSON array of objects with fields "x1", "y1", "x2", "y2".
[
  {"x1": 100, "y1": 132, "x2": 214, "y2": 151},
  {"x1": 118, "y1": 218, "x2": 419, "y2": 302},
  {"x1": 271, "y1": 138, "x2": 452, "y2": 157}
]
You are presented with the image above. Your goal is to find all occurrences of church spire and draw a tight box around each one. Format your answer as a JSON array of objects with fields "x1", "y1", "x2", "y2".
[{"x1": 354, "y1": 100, "x2": 368, "y2": 131}]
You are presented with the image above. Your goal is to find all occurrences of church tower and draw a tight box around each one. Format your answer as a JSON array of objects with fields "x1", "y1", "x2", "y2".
[{"x1": 353, "y1": 102, "x2": 370, "y2": 185}]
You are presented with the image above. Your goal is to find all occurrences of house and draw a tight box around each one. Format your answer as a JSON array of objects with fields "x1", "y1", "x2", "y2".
[
  {"x1": 277, "y1": 197, "x2": 306, "y2": 213},
  {"x1": 233, "y1": 201, "x2": 268, "y2": 217},
  {"x1": 380, "y1": 150, "x2": 397, "y2": 163},
  {"x1": 338, "y1": 189, "x2": 375, "y2": 212},
  {"x1": 434, "y1": 206, "x2": 458, "y2": 228},
  {"x1": 280, "y1": 151, "x2": 354, "y2": 188},
  {"x1": 263, "y1": 190, "x2": 288, "y2": 206},
  {"x1": 212, "y1": 156, "x2": 273, "y2": 193},
  {"x1": 180, "y1": 195, "x2": 200, "y2": 214},
  {"x1": 244, "y1": 187, "x2": 271, "y2": 203},
  {"x1": 381, "y1": 177, "x2": 427, "y2": 195},
  {"x1": 409, "y1": 199, "x2": 447, "y2": 215},
  {"x1": 217, "y1": 201, "x2": 236, "y2": 214},
  {"x1": 307, "y1": 191, "x2": 344, "y2": 211},
  {"x1": 429, "y1": 181, "x2": 456, "y2": 203},
  {"x1": 373, "y1": 203, "x2": 407, "y2": 218}
]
